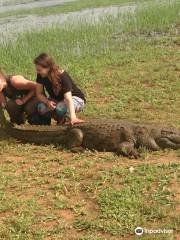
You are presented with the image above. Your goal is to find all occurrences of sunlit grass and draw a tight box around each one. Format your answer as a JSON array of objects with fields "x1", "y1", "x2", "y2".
[
  {"x1": 122, "y1": 0, "x2": 180, "y2": 33},
  {"x1": 1, "y1": 0, "x2": 179, "y2": 125},
  {"x1": 0, "y1": 0, "x2": 179, "y2": 239}
]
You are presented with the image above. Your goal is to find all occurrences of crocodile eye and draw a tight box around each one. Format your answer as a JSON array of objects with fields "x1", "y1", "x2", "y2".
[{"x1": 161, "y1": 130, "x2": 174, "y2": 135}]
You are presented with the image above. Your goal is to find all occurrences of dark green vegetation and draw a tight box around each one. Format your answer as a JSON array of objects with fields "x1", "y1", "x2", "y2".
[{"x1": 0, "y1": 0, "x2": 180, "y2": 239}]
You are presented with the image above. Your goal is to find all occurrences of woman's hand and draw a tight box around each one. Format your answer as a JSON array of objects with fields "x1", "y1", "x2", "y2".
[
  {"x1": 70, "y1": 117, "x2": 85, "y2": 125},
  {"x1": 47, "y1": 100, "x2": 57, "y2": 111},
  {"x1": 16, "y1": 99, "x2": 24, "y2": 105}
]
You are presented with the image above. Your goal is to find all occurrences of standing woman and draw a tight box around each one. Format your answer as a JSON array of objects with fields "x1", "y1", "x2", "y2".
[
  {"x1": 34, "y1": 53, "x2": 86, "y2": 125},
  {"x1": 0, "y1": 70, "x2": 37, "y2": 125}
]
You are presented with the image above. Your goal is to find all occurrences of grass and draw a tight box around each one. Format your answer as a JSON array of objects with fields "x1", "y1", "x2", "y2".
[
  {"x1": 1, "y1": 1, "x2": 180, "y2": 125},
  {"x1": 0, "y1": 0, "x2": 151, "y2": 18},
  {"x1": 0, "y1": 141, "x2": 179, "y2": 239},
  {"x1": 122, "y1": 0, "x2": 180, "y2": 33},
  {"x1": 0, "y1": 0, "x2": 180, "y2": 239},
  {"x1": 74, "y1": 163, "x2": 178, "y2": 235}
]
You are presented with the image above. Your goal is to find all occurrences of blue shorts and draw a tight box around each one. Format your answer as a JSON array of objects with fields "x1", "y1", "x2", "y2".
[{"x1": 37, "y1": 96, "x2": 85, "y2": 118}]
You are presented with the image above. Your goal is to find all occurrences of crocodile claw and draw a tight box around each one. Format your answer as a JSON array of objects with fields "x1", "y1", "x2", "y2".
[{"x1": 117, "y1": 141, "x2": 140, "y2": 159}]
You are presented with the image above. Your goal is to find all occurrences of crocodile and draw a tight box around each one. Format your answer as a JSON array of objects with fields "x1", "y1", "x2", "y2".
[{"x1": 0, "y1": 109, "x2": 180, "y2": 158}]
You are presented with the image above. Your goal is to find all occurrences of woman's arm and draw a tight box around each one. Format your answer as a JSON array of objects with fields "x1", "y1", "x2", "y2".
[
  {"x1": 64, "y1": 91, "x2": 84, "y2": 125},
  {"x1": 20, "y1": 91, "x2": 35, "y2": 105},
  {"x1": 36, "y1": 83, "x2": 48, "y2": 103},
  {"x1": 11, "y1": 75, "x2": 36, "y2": 105},
  {"x1": 11, "y1": 75, "x2": 36, "y2": 90},
  {"x1": 36, "y1": 83, "x2": 56, "y2": 110}
]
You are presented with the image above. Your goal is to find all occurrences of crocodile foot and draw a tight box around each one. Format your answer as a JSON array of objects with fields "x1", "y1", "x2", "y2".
[
  {"x1": 117, "y1": 141, "x2": 140, "y2": 159},
  {"x1": 71, "y1": 146, "x2": 85, "y2": 153},
  {"x1": 66, "y1": 128, "x2": 84, "y2": 149}
]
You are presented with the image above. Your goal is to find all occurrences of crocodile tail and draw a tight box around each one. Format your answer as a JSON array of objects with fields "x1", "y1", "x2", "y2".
[{"x1": 8, "y1": 124, "x2": 68, "y2": 145}]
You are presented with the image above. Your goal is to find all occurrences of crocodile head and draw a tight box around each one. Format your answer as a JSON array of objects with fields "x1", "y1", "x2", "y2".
[
  {"x1": 154, "y1": 128, "x2": 180, "y2": 150},
  {"x1": 134, "y1": 125, "x2": 180, "y2": 150}
]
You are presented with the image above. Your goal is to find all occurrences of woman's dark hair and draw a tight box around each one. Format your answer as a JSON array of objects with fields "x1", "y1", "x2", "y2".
[{"x1": 34, "y1": 53, "x2": 62, "y2": 95}]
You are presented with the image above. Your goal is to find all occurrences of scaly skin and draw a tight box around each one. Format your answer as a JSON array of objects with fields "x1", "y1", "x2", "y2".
[{"x1": 0, "y1": 109, "x2": 180, "y2": 158}]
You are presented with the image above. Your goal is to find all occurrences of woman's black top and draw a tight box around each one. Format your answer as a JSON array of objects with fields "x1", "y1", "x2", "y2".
[
  {"x1": 3, "y1": 76, "x2": 29, "y2": 99},
  {"x1": 36, "y1": 71, "x2": 86, "y2": 102}
]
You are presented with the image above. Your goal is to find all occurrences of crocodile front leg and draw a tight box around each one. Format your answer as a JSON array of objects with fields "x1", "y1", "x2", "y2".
[
  {"x1": 116, "y1": 127, "x2": 140, "y2": 158},
  {"x1": 66, "y1": 128, "x2": 84, "y2": 152},
  {"x1": 117, "y1": 141, "x2": 140, "y2": 159}
]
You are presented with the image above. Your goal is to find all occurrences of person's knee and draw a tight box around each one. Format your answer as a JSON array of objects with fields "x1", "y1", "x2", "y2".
[
  {"x1": 6, "y1": 100, "x2": 17, "y2": 112},
  {"x1": 37, "y1": 102, "x2": 48, "y2": 115},
  {"x1": 6, "y1": 100, "x2": 23, "y2": 115},
  {"x1": 56, "y1": 101, "x2": 67, "y2": 117},
  {"x1": 24, "y1": 99, "x2": 39, "y2": 116},
  {"x1": 6, "y1": 100, "x2": 24, "y2": 124}
]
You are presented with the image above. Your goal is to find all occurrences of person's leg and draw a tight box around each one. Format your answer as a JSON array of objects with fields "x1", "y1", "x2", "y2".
[
  {"x1": 6, "y1": 100, "x2": 24, "y2": 124},
  {"x1": 55, "y1": 97, "x2": 85, "y2": 124},
  {"x1": 37, "y1": 102, "x2": 52, "y2": 125},
  {"x1": 24, "y1": 97, "x2": 44, "y2": 125},
  {"x1": 55, "y1": 101, "x2": 67, "y2": 124},
  {"x1": 72, "y1": 96, "x2": 85, "y2": 113},
  {"x1": 24, "y1": 97, "x2": 39, "y2": 118}
]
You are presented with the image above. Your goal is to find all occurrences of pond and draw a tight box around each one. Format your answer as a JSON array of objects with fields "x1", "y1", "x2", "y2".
[
  {"x1": 0, "y1": 4, "x2": 136, "y2": 43},
  {"x1": 0, "y1": 0, "x2": 77, "y2": 12}
]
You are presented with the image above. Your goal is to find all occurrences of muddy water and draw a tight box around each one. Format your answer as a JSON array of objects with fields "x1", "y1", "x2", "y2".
[
  {"x1": 0, "y1": 0, "x2": 77, "y2": 12},
  {"x1": 0, "y1": 5, "x2": 136, "y2": 43},
  {"x1": 1, "y1": 0, "x2": 34, "y2": 6}
]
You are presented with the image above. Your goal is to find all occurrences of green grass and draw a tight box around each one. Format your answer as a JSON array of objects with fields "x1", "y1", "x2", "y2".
[
  {"x1": 1, "y1": 1, "x2": 180, "y2": 125},
  {"x1": 0, "y1": 140, "x2": 179, "y2": 239},
  {"x1": 0, "y1": 0, "x2": 180, "y2": 239},
  {"x1": 74, "y1": 164, "x2": 179, "y2": 235},
  {"x1": 122, "y1": 0, "x2": 180, "y2": 33},
  {"x1": 0, "y1": 0, "x2": 151, "y2": 18}
]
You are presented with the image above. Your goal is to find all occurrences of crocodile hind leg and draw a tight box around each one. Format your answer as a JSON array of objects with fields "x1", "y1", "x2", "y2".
[
  {"x1": 116, "y1": 141, "x2": 140, "y2": 159},
  {"x1": 115, "y1": 127, "x2": 140, "y2": 158},
  {"x1": 66, "y1": 128, "x2": 84, "y2": 152}
]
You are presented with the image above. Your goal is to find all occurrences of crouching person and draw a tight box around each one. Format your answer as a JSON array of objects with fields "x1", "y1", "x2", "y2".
[
  {"x1": 0, "y1": 70, "x2": 38, "y2": 125},
  {"x1": 34, "y1": 53, "x2": 86, "y2": 125}
]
